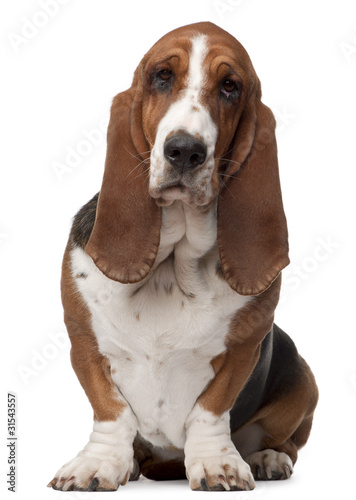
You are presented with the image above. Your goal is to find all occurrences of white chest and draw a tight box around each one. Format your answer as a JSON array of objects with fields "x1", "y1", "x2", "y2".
[{"x1": 70, "y1": 203, "x2": 251, "y2": 448}]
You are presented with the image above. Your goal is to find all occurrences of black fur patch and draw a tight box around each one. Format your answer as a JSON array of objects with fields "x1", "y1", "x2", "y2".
[
  {"x1": 229, "y1": 329, "x2": 273, "y2": 432},
  {"x1": 229, "y1": 324, "x2": 302, "y2": 433},
  {"x1": 260, "y1": 324, "x2": 305, "y2": 405},
  {"x1": 70, "y1": 193, "x2": 99, "y2": 249}
]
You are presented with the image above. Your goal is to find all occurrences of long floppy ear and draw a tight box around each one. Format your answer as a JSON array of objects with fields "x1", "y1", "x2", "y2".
[
  {"x1": 85, "y1": 71, "x2": 162, "y2": 283},
  {"x1": 217, "y1": 93, "x2": 289, "y2": 296}
]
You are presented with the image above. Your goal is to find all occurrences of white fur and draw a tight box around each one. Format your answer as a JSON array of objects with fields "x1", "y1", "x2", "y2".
[
  {"x1": 150, "y1": 35, "x2": 218, "y2": 205},
  {"x1": 51, "y1": 409, "x2": 137, "y2": 490},
  {"x1": 184, "y1": 405, "x2": 255, "y2": 491},
  {"x1": 71, "y1": 201, "x2": 251, "y2": 450}
]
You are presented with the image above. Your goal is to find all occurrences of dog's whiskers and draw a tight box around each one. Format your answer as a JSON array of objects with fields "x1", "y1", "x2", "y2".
[
  {"x1": 126, "y1": 157, "x2": 151, "y2": 180},
  {"x1": 127, "y1": 165, "x2": 151, "y2": 184},
  {"x1": 124, "y1": 146, "x2": 151, "y2": 160}
]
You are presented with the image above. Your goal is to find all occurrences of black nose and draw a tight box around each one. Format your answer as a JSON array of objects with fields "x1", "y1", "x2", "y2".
[{"x1": 164, "y1": 133, "x2": 207, "y2": 170}]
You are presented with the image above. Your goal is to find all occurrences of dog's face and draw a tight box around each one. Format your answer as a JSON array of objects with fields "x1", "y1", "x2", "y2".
[
  {"x1": 85, "y1": 22, "x2": 289, "y2": 296},
  {"x1": 138, "y1": 27, "x2": 258, "y2": 207}
]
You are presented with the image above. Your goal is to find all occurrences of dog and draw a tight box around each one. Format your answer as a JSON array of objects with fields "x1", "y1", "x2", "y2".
[{"x1": 48, "y1": 22, "x2": 318, "y2": 492}]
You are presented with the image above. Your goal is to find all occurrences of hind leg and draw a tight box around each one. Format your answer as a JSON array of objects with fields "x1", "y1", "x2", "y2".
[
  {"x1": 232, "y1": 360, "x2": 318, "y2": 481},
  {"x1": 244, "y1": 413, "x2": 313, "y2": 481},
  {"x1": 246, "y1": 449, "x2": 293, "y2": 480},
  {"x1": 232, "y1": 423, "x2": 297, "y2": 481}
]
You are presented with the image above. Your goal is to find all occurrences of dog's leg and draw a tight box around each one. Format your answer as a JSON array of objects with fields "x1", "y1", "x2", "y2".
[
  {"x1": 184, "y1": 278, "x2": 283, "y2": 491},
  {"x1": 235, "y1": 358, "x2": 318, "y2": 481},
  {"x1": 184, "y1": 403, "x2": 255, "y2": 491},
  {"x1": 48, "y1": 247, "x2": 138, "y2": 491},
  {"x1": 47, "y1": 336, "x2": 138, "y2": 491},
  {"x1": 48, "y1": 414, "x2": 138, "y2": 491}
]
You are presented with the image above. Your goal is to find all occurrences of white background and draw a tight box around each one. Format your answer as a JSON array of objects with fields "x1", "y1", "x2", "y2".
[{"x1": 1, "y1": 0, "x2": 356, "y2": 498}]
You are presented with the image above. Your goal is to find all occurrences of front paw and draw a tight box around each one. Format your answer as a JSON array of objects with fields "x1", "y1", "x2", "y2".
[
  {"x1": 186, "y1": 452, "x2": 255, "y2": 492},
  {"x1": 47, "y1": 452, "x2": 133, "y2": 491}
]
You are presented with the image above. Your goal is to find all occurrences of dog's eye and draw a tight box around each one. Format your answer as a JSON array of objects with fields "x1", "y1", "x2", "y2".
[
  {"x1": 158, "y1": 69, "x2": 172, "y2": 81},
  {"x1": 222, "y1": 79, "x2": 236, "y2": 93},
  {"x1": 154, "y1": 69, "x2": 174, "y2": 92},
  {"x1": 220, "y1": 79, "x2": 241, "y2": 100}
]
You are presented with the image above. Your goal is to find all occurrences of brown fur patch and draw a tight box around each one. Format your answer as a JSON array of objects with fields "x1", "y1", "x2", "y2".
[
  {"x1": 140, "y1": 459, "x2": 186, "y2": 481},
  {"x1": 232, "y1": 356, "x2": 318, "y2": 464},
  {"x1": 62, "y1": 243, "x2": 126, "y2": 422},
  {"x1": 133, "y1": 436, "x2": 185, "y2": 481},
  {"x1": 200, "y1": 276, "x2": 281, "y2": 415}
]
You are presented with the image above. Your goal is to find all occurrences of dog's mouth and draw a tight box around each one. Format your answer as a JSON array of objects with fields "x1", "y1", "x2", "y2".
[
  {"x1": 150, "y1": 182, "x2": 193, "y2": 206},
  {"x1": 148, "y1": 150, "x2": 217, "y2": 207}
]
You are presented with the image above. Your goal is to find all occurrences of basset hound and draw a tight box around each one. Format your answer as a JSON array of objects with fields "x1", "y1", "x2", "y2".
[{"x1": 48, "y1": 22, "x2": 318, "y2": 492}]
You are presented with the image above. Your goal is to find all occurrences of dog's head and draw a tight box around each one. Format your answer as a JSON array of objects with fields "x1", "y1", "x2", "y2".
[{"x1": 85, "y1": 22, "x2": 289, "y2": 296}]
